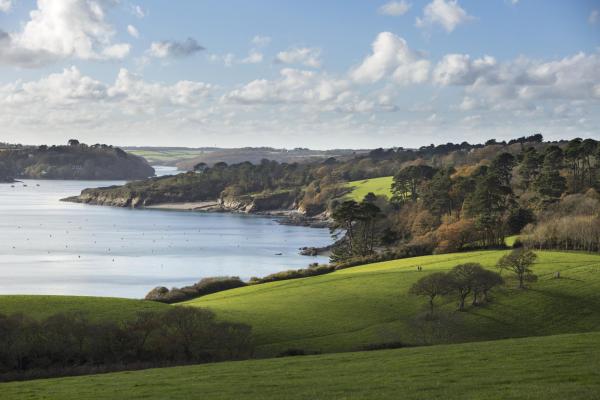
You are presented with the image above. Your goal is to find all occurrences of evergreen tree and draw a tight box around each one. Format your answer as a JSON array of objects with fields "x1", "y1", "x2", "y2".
[
  {"x1": 518, "y1": 147, "x2": 542, "y2": 188},
  {"x1": 535, "y1": 146, "x2": 566, "y2": 205},
  {"x1": 489, "y1": 152, "x2": 516, "y2": 187},
  {"x1": 421, "y1": 168, "x2": 454, "y2": 217}
]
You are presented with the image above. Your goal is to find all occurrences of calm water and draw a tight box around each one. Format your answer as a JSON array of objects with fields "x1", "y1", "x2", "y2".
[{"x1": 0, "y1": 167, "x2": 331, "y2": 298}]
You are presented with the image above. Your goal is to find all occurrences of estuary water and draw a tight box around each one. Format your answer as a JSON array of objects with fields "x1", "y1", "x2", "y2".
[{"x1": 0, "y1": 167, "x2": 331, "y2": 298}]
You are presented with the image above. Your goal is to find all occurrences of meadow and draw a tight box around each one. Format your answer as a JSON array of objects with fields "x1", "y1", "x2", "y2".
[
  {"x1": 185, "y1": 250, "x2": 600, "y2": 356},
  {"x1": 2, "y1": 331, "x2": 599, "y2": 400},
  {"x1": 345, "y1": 176, "x2": 393, "y2": 201},
  {"x1": 0, "y1": 295, "x2": 168, "y2": 321}
]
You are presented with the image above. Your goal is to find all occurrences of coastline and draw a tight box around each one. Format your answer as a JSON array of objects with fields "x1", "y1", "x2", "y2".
[{"x1": 144, "y1": 201, "x2": 331, "y2": 229}]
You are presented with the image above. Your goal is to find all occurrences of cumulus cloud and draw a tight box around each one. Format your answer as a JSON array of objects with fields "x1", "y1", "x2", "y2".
[
  {"x1": 251, "y1": 35, "x2": 271, "y2": 47},
  {"x1": 590, "y1": 10, "x2": 599, "y2": 24},
  {"x1": 433, "y1": 54, "x2": 497, "y2": 86},
  {"x1": 433, "y1": 51, "x2": 600, "y2": 113},
  {"x1": 0, "y1": 0, "x2": 131, "y2": 67},
  {"x1": 0, "y1": 0, "x2": 13, "y2": 12},
  {"x1": 415, "y1": 0, "x2": 472, "y2": 32},
  {"x1": 127, "y1": 25, "x2": 139, "y2": 38},
  {"x1": 378, "y1": 1, "x2": 411, "y2": 16},
  {"x1": 350, "y1": 32, "x2": 430, "y2": 85},
  {"x1": 224, "y1": 68, "x2": 350, "y2": 106},
  {"x1": 1, "y1": 66, "x2": 212, "y2": 113},
  {"x1": 275, "y1": 47, "x2": 322, "y2": 68},
  {"x1": 148, "y1": 38, "x2": 204, "y2": 58}
]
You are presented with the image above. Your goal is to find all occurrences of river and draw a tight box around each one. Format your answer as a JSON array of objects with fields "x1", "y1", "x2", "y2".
[{"x1": 0, "y1": 167, "x2": 331, "y2": 298}]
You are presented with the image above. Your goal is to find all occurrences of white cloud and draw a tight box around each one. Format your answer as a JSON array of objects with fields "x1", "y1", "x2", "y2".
[
  {"x1": 251, "y1": 35, "x2": 271, "y2": 47},
  {"x1": 209, "y1": 50, "x2": 264, "y2": 66},
  {"x1": 0, "y1": 0, "x2": 130, "y2": 67},
  {"x1": 590, "y1": 10, "x2": 599, "y2": 24},
  {"x1": 0, "y1": 0, "x2": 13, "y2": 12},
  {"x1": 148, "y1": 38, "x2": 204, "y2": 58},
  {"x1": 433, "y1": 54, "x2": 497, "y2": 85},
  {"x1": 415, "y1": 0, "x2": 472, "y2": 32},
  {"x1": 127, "y1": 25, "x2": 139, "y2": 38},
  {"x1": 107, "y1": 68, "x2": 212, "y2": 106},
  {"x1": 378, "y1": 1, "x2": 411, "y2": 16},
  {"x1": 131, "y1": 4, "x2": 146, "y2": 18},
  {"x1": 1, "y1": 66, "x2": 212, "y2": 112},
  {"x1": 224, "y1": 68, "x2": 351, "y2": 106},
  {"x1": 350, "y1": 32, "x2": 430, "y2": 85},
  {"x1": 437, "y1": 51, "x2": 600, "y2": 114},
  {"x1": 242, "y1": 51, "x2": 263, "y2": 64},
  {"x1": 275, "y1": 47, "x2": 322, "y2": 68}
]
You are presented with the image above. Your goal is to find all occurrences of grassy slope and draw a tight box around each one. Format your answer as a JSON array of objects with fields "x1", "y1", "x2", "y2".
[
  {"x1": 185, "y1": 250, "x2": 600, "y2": 356},
  {"x1": 0, "y1": 295, "x2": 169, "y2": 321},
  {"x1": 3, "y1": 331, "x2": 599, "y2": 400},
  {"x1": 345, "y1": 176, "x2": 393, "y2": 201}
]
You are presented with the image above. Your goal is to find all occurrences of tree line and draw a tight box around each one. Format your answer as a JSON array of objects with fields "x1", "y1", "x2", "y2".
[{"x1": 0, "y1": 307, "x2": 253, "y2": 382}]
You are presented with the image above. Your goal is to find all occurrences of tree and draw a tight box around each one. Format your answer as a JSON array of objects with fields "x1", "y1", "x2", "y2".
[
  {"x1": 489, "y1": 152, "x2": 516, "y2": 187},
  {"x1": 330, "y1": 200, "x2": 361, "y2": 256},
  {"x1": 472, "y1": 269, "x2": 504, "y2": 305},
  {"x1": 518, "y1": 147, "x2": 542, "y2": 188},
  {"x1": 409, "y1": 272, "x2": 452, "y2": 316},
  {"x1": 421, "y1": 168, "x2": 454, "y2": 217},
  {"x1": 448, "y1": 263, "x2": 484, "y2": 311},
  {"x1": 464, "y1": 172, "x2": 514, "y2": 247},
  {"x1": 535, "y1": 146, "x2": 566, "y2": 205},
  {"x1": 391, "y1": 165, "x2": 436, "y2": 205},
  {"x1": 193, "y1": 162, "x2": 208, "y2": 173},
  {"x1": 496, "y1": 249, "x2": 538, "y2": 289},
  {"x1": 67, "y1": 139, "x2": 80, "y2": 146}
]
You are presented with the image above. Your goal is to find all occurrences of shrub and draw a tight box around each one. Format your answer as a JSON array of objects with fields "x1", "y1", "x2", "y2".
[{"x1": 145, "y1": 277, "x2": 247, "y2": 303}]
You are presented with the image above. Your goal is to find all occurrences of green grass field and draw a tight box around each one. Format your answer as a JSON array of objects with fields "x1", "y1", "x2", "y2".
[
  {"x1": 3, "y1": 331, "x2": 599, "y2": 400},
  {"x1": 345, "y1": 176, "x2": 393, "y2": 201},
  {"x1": 185, "y1": 250, "x2": 600, "y2": 356},
  {"x1": 0, "y1": 295, "x2": 168, "y2": 321}
]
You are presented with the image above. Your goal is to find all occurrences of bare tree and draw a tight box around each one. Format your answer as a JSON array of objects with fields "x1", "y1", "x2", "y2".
[
  {"x1": 448, "y1": 263, "x2": 483, "y2": 311},
  {"x1": 496, "y1": 249, "x2": 538, "y2": 289},
  {"x1": 409, "y1": 272, "x2": 452, "y2": 316}
]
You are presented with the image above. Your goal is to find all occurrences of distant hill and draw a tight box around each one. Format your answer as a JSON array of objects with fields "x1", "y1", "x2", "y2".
[
  {"x1": 0, "y1": 141, "x2": 155, "y2": 181},
  {"x1": 124, "y1": 146, "x2": 368, "y2": 169}
]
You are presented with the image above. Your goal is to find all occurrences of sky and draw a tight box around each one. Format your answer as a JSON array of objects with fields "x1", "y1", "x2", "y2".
[{"x1": 0, "y1": 0, "x2": 599, "y2": 149}]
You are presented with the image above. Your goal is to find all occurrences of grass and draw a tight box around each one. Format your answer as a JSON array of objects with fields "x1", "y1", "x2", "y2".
[
  {"x1": 185, "y1": 250, "x2": 600, "y2": 356},
  {"x1": 505, "y1": 235, "x2": 520, "y2": 247},
  {"x1": 2, "y1": 331, "x2": 599, "y2": 399},
  {"x1": 0, "y1": 295, "x2": 169, "y2": 321},
  {"x1": 345, "y1": 176, "x2": 393, "y2": 201}
]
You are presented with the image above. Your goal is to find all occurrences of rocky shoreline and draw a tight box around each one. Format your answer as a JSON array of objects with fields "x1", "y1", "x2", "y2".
[
  {"x1": 62, "y1": 190, "x2": 332, "y2": 229},
  {"x1": 61, "y1": 191, "x2": 331, "y2": 228}
]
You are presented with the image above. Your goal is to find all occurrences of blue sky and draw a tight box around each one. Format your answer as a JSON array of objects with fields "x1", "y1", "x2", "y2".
[{"x1": 0, "y1": 0, "x2": 599, "y2": 148}]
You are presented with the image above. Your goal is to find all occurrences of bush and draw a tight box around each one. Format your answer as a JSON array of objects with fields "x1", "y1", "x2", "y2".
[{"x1": 145, "y1": 277, "x2": 247, "y2": 303}]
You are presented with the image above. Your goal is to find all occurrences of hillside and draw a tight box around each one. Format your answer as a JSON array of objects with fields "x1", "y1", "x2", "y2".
[
  {"x1": 0, "y1": 295, "x2": 169, "y2": 321},
  {"x1": 124, "y1": 147, "x2": 366, "y2": 168},
  {"x1": 2, "y1": 331, "x2": 599, "y2": 400},
  {"x1": 0, "y1": 142, "x2": 154, "y2": 180},
  {"x1": 345, "y1": 176, "x2": 393, "y2": 201},
  {"x1": 185, "y1": 250, "x2": 600, "y2": 356}
]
